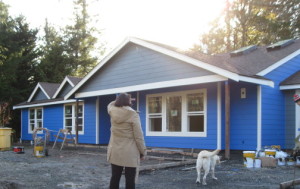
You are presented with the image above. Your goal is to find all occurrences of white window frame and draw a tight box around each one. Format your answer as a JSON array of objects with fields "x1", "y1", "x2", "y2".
[
  {"x1": 64, "y1": 103, "x2": 84, "y2": 135},
  {"x1": 146, "y1": 89, "x2": 207, "y2": 137},
  {"x1": 28, "y1": 107, "x2": 43, "y2": 133}
]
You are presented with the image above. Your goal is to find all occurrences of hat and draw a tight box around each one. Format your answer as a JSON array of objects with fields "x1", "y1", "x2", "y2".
[{"x1": 294, "y1": 94, "x2": 300, "y2": 102}]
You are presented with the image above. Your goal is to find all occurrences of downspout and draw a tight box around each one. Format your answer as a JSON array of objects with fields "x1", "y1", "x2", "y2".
[
  {"x1": 217, "y1": 82, "x2": 222, "y2": 150},
  {"x1": 76, "y1": 99, "x2": 79, "y2": 144},
  {"x1": 225, "y1": 81, "x2": 231, "y2": 159},
  {"x1": 257, "y1": 86, "x2": 262, "y2": 151}
]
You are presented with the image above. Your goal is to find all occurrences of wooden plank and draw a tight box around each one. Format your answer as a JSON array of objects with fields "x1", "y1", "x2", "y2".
[
  {"x1": 280, "y1": 178, "x2": 300, "y2": 189},
  {"x1": 139, "y1": 159, "x2": 196, "y2": 171},
  {"x1": 147, "y1": 149, "x2": 198, "y2": 157}
]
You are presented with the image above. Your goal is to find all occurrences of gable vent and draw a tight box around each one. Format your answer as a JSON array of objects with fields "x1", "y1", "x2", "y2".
[
  {"x1": 230, "y1": 45, "x2": 257, "y2": 57},
  {"x1": 266, "y1": 39, "x2": 294, "y2": 51}
]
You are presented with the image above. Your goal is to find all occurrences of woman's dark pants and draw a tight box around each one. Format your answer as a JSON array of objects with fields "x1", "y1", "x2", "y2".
[{"x1": 109, "y1": 164, "x2": 136, "y2": 189}]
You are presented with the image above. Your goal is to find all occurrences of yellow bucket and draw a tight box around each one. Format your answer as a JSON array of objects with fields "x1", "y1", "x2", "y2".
[
  {"x1": 0, "y1": 128, "x2": 12, "y2": 150},
  {"x1": 243, "y1": 151, "x2": 256, "y2": 167},
  {"x1": 34, "y1": 146, "x2": 44, "y2": 158},
  {"x1": 265, "y1": 149, "x2": 276, "y2": 157}
]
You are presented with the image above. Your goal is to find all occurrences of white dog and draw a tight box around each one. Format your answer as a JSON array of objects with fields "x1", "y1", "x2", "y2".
[{"x1": 196, "y1": 149, "x2": 221, "y2": 185}]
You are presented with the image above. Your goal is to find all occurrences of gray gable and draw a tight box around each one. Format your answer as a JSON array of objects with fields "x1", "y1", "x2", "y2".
[
  {"x1": 67, "y1": 76, "x2": 82, "y2": 86},
  {"x1": 78, "y1": 43, "x2": 215, "y2": 93},
  {"x1": 32, "y1": 89, "x2": 48, "y2": 101},
  {"x1": 57, "y1": 83, "x2": 73, "y2": 98}
]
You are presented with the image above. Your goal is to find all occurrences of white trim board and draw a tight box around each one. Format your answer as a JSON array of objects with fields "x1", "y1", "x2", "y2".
[
  {"x1": 280, "y1": 84, "x2": 300, "y2": 90},
  {"x1": 13, "y1": 99, "x2": 80, "y2": 110},
  {"x1": 257, "y1": 49, "x2": 300, "y2": 76},
  {"x1": 75, "y1": 75, "x2": 227, "y2": 98}
]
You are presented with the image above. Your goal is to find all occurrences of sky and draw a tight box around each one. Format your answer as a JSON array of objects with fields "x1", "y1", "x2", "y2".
[{"x1": 3, "y1": 0, "x2": 226, "y2": 50}]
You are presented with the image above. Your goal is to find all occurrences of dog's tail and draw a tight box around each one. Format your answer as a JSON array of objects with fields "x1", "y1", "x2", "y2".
[{"x1": 198, "y1": 149, "x2": 221, "y2": 158}]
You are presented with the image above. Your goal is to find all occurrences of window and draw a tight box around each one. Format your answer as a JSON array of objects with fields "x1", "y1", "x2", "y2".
[
  {"x1": 64, "y1": 103, "x2": 84, "y2": 134},
  {"x1": 146, "y1": 89, "x2": 206, "y2": 137},
  {"x1": 148, "y1": 96, "x2": 162, "y2": 131},
  {"x1": 187, "y1": 93, "x2": 204, "y2": 132},
  {"x1": 29, "y1": 108, "x2": 43, "y2": 132}
]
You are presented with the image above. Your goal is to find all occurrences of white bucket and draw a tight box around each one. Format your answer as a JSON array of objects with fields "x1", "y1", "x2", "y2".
[
  {"x1": 246, "y1": 158, "x2": 254, "y2": 168},
  {"x1": 296, "y1": 156, "x2": 300, "y2": 165},
  {"x1": 254, "y1": 159, "x2": 261, "y2": 168},
  {"x1": 278, "y1": 158, "x2": 285, "y2": 166}
]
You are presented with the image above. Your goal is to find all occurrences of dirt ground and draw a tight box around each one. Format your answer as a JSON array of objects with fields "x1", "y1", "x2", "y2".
[{"x1": 1, "y1": 144, "x2": 300, "y2": 189}]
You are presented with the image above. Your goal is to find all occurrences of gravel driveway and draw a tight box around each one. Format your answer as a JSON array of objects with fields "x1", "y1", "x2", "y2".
[{"x1": 0, "y1": 144, "x2": 300, "y2": 189}]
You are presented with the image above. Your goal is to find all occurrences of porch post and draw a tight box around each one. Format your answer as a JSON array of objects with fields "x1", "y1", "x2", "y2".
[
  {"x1": 75, "y1": 99, "x2": 79, "y2": 144},
  {"x1": 225, "y1": 81, "x2": 230, "y2": 159}
]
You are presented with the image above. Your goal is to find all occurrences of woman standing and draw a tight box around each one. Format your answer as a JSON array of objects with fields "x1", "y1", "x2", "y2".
[{"x1": 107, "y1": 93, "x2": 147, "y2": 189}]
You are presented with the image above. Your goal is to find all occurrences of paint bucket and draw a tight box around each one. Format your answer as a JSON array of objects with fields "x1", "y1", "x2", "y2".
[
  {"x1": 13, "y1": 146, "x2": 24, "y2": 154},
  {"x1": 34, "y1": 146, "x2": 44, "y2": 158},
  {"x1": 265, "y1": 149, "x2": 276, "y2": 158},
  {"x1": 254, "y1": 159, "x2": 261, "y2": 168},
  {"x1": 286, "y1": 156, "x2": 295, "y2": 166},
  {"x1": 278, "y1": 158, "x2": 286, "y2": 166},
  {"x1": 246, "y1": 158, "x2": 254, "y2": 168},
  {"x1": 297, "y1": 156, "x2": 300, "y2": 165},
  {"x1": 243, "y1": 151, "x2": 256, "y2": 167}
]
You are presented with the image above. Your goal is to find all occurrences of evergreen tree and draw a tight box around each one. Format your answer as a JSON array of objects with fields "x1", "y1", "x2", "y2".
[
  {"x1": 64, "y1": 0, "x2": 103, "y2": 77},
  {"x1": 35, "y1": 20, "x2": 73, "y2": 83},
  {"x1": 0, "y1": 2, "x2": 39, "y2": 136},
  {"x1": 193, "y1": 0, "x2": 300, "y2": 54}
]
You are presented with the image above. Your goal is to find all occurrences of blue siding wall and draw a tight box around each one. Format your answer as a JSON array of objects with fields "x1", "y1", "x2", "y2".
[
  {"x1": 79, "y1": 98, "x2": 96, "y2": 144},
  {"x1": 230, "y1": 82, "x2": 258, "y2": 150},
  {"x1": 21, "y1": 109, "x2": 28, "y2": 140},
  {"x1": 284, "y1": 90, "x2": 296, "y2": 149},
  {"x1": 262, "y1": 55, "x2": 300, "y2": 148},
  {"x1": 43, "y1": 105, "x2": 63, "y2": 141},
  {"x1": 21, "y1": 105, "x2": 64, "y2": 141},
  {"x1": 139, "y1": 83, "x2": 219, "y2": 150},
  {"x1": 99, "y1": 95, "x2": 115, "y2": 144}
]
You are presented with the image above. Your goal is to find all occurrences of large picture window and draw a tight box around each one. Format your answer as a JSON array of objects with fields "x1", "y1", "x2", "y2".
[
  {"x1": 29, "y1": 108, "x2": 43, "y2": 132},
  {"x1": 146, "y1": 89, "x2": 207, "y2": 137},
  {"x1": 64, "y1": 103, "x2": 84, "y2": 134}
]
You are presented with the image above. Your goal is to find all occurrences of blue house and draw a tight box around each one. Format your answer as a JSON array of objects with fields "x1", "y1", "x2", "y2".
[{"x1": 13, "y1": 37, "x2": 300, "y2": 151}]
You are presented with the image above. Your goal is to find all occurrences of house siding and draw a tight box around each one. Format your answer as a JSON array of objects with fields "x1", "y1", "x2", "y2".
[
  {"x1": 21, "y1": 109, "x2": 28, "y2": 140},
  {"x1": 99, "y1": 95, "x2": 115, "y2": 144},
  {"x1": 229, "y1": 82, "x2": 258, "y2": 150},
  {"x1": 262, "y1": 54, "x2": 300, "y2": 149},
  {"x1": 139, "y1": 83, "x2": 218, "y2": 150},
  {"x1": 79, "y1": 98, "x2": 96, "y2": 144},
  {"x1": 78, "y1": 43, "x2": 215, "y2": 93},
  {"x1": 32, "y1": 89, "x2": 48, "y2": 101},
  {"x1": 21, "y1": 105, "x2": 63, "y2": 141},
  {"x1": 284, "y1": 90, "x2": 296, "y2": 149}
]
